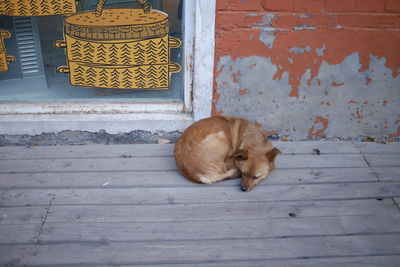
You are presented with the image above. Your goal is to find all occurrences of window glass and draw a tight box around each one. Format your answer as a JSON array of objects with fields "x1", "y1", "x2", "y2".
[{"x1": 0, "y1": 0, "x2": 183, "y2": 102}]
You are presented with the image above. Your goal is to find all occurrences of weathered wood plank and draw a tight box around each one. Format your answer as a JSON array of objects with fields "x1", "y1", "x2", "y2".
[
  {"x1": 45, "y1": 199, "x2": 399, "y2": 223},
  {"x1": 1, "y1": 234, "x2": 400, "y2": 266},
  {"x1": 47, "y1": 199, "x2": 398, "y2": 223},
  {"x1": 2, "y1": 182, "x2": 398, "y2": 206},
  {"x1": 0, "y1": 142, "x2": 398, "y2": 266},
  {"x1": 374, "y1": 167, "x2": 400, "y2": 181},
  {"x1": 0, "y1": 206, "x2": 47, "y2": 224},
  {"x1": 363, "y1": 154, "x2": 400, "y2": 167},
  {"x1": 126, "y1": 256, "x2": 400, "y2": 267},
  {"x1": 0, "y1": 224, "x2": 40, "y2": 244},
  {"x1": 277, "y1": 154, "x2": 368, "y2": 168},
  {"x1": 355, "y1": 142, "x2": 400, "y2": 154},
  {"x1": 0, "y1": 154, "x2": 368, "y2": 173},
  {"x1": 0, "y1": 157, "x2": 177, "y2": 173},
  {"x1": 0, "y1": 144, "x2": 175, "y2": 160},
  {"x1": 0, "y1": 171, "x2": 187, "y2": 189},
  {"x1": 273, "y1": 141, "x2": 361, "y2": 154},
  {"x1": 39, "y1": 214, "x2": 400, "y2": 243},
  {"x1": 0, "y1": 142, "x2": 362, "y2": 161},
  {"x1": 394, "y1": 198, "x2": 400, "y2": 206},
  {"x1": 0, "y1": 142, "x2": 398, "y2": 161},
  {"x1": 0, "y1": 189, "x2": 55, "y2": 207},
  {"x1": 0, "y1": 167, "x2": 378, "y2": 189},
  {"x1": 7, "y1": 256, "x2": 395, "y2": 267}
]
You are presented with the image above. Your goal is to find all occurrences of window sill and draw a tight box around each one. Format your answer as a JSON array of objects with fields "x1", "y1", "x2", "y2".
[
  {"x1": 0, "y1": 101, "x2": 193, "y2": 135},
  {"x1": 0, "y1": 101, "x2": 185, "y2": 115}
]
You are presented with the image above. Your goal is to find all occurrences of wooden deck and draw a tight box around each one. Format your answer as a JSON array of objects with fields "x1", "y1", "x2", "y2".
[{"x1": 0, "y1": 141, "x2": 399, "y2": 266}]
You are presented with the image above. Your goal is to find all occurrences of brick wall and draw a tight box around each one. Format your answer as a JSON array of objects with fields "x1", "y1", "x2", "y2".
[{"x1": 213, "y1": 0, "x2": 400, "y2": 140}]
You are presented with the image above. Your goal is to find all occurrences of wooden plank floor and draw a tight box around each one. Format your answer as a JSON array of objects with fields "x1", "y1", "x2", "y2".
[{"x1": 0, "y1": 141, "x2": 399, "y2": 267}]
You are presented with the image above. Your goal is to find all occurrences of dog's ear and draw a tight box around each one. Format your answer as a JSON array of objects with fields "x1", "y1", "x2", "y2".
[
  {"x1": 266, "y1": 147, "x2": 281, "y2": 162},
  {"x1": 233, "y1": 150, "x2": 248, "y2": 161}
]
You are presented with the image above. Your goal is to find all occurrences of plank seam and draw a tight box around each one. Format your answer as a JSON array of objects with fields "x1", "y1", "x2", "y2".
[
  {"x1": 0, "y1": 166, "x2": 378, "y2": 175},
  {"x1": 0, "y1": 180, "x2": 394, "y2": 191},
  {"x1": 2, "y1": 213, "x2": 398, "y2": 225},
  {"x1": 1, "y1": 214, "x2": 395, "y2": 226},
  {"x1": 2, "y1": 196, "x2": 400, "y2": 208},
  {"x1": 1, "y1": 152, "x2": 399, "y2": 161},
  {"x1": 392, "y1": 198, "x2": 400, "y2": 213},
  {"x1": 0, "y1": 213, "x2": 392, "y2": 225},
  {"x1": 0, "y1": 155, "x2": 175, "y2": 161},
  {"x1": 3, "y1": 231, "x2": 400, "y2": 247},
  {"x1": 21, "y1": 214, "x2": 397, "y2": 224},
  {"x1": 1, "y1": 198, "x2": 389, "y2": 208},
  {"x1": 361, "y1": 153, "x2": 381, "y2": 182},
  {"x1": 2, "y1": 253, "x2": 400, "y2": 267},
  {"x1": 0, "y1": 166, "x2": 379, "y2": 175},
  {"x1": 35, "y1": 195, "x2": 54, "y2": 248}
]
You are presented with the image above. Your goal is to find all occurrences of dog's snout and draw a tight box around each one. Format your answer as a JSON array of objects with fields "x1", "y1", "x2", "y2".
[{"x1": 241, "y1": 186, "x2": 248, "y2": 192}]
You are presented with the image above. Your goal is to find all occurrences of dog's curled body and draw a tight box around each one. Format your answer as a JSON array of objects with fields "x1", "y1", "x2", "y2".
[{"x1": 174, "y1": 116, "x2": 281, "y2": 191}]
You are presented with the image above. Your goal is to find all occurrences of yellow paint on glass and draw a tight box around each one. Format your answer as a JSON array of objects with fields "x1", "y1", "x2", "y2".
[
  {"x1": 0, "y1": 0, "x2": 77, "y2": 16},
  {"x1": 0, "y1": 30, "x2": 15, "y2": 72},
  {"x1": 58, "y1": 62, "x2": 181, "y2": 89},
  {"x1": 56, "y1": 35, "x2": 181, "y2": 66},
  {"x1": 56, "y1": 0, "x2": 182, "y2": 90}
]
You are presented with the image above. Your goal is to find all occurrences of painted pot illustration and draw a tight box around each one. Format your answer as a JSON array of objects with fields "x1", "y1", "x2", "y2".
[
  {"x1": 0, "y1": 0, "x2": 78, "y2": 16},
  {"x1": 56, "y1": 0, "x2": 182, "y2": 90},
  {"x1": 0, "y1": 30, "x2": 15, "y2": 72}
]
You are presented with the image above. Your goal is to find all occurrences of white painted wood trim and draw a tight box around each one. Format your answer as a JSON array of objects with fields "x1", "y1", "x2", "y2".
[
  {"x1": 183, "y1": 0, "x2": 195, "y2": 113},
  {"x1": 192, "y1": 0, "x2": 216, "y2": 121},
  {"x1": 0, "y1": 102, "x2": 184, "y2": 115},
  {"x1": 0, "y1": 0, "x2": 216, "y2": 135},
  {"x1": 0, "y1": 113, "x2": 193, "y2": 135}
]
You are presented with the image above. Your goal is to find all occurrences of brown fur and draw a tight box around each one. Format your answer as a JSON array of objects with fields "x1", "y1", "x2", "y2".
[{"x1": 174, "y1": 116, "x2": 281, "y2": 191}]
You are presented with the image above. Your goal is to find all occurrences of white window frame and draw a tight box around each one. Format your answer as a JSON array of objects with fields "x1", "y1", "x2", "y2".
[{"x1": 0, "y1": 0, "x2": 216, "y2": 135}]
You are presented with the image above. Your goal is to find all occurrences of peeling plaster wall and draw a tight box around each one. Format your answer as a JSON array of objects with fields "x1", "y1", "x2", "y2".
[{"x1": 214, "y1": 0, "x2": 400, "y2": 140}]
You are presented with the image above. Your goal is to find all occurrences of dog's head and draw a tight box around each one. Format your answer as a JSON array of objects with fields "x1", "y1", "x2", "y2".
[{"x1": 234, "y1": 147, "x2": 281, "y2": 192}]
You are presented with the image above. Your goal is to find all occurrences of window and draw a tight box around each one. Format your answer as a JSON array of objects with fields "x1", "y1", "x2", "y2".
[
  {"x1": 0, "y1": 0, "x2": 216, "y2": 135},
  {"x1": 0, "y1": 0, "x2": 184, "y2": 103}
]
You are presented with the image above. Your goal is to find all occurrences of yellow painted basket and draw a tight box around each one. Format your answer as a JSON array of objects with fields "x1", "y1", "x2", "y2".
[
  {"x1": 0, "y1": 30, "x2": 15, "y2": 72},
  {"x1": 0, "y1": 0, "x2": 77, "y2": 16},
  {"x1": 56, "y1": 0, "x2": 182, "y2": 90},
  {"x1": 58, "y1": 62, "x2": 181, "y2": 89}
]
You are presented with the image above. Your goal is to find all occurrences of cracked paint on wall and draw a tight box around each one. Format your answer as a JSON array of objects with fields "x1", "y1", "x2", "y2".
[
  {"x1": 215, "y1": 13, "x2": 400, "y2": 98},
  {"x1": 214, "y1": 6, "x2": 400, "y2": 140},
  {"x1": 215, "y1": 54, "x2": 399, "y2": 140}
]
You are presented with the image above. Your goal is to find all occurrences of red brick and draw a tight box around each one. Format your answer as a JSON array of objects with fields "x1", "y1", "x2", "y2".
[
  {"x1": 355, "y1": 0, "x2": 384, "y2": 12},
  {"x1": 294, "y1": 0, "x2": 324, "y2": 12},
  {"x1": 271, "y1": 13, "x2": 336, "y2": 30},
  {"x1": 325, "y1": 0, "x2": 384, "y2": 12},
  {"x1": 216, "y1": 0, "x2": 230, "y2": 11},
  {"x1": 216, "y1": 12, "x2": 266, "y2": 31},
  {"x1": 230, "y1": 0, "x2": 263, "y2": 11},
  {"x1": 262, "y1": 0, "x2": 294, "y2": 11},
  {"x1": 385, "y1": 0, "x2": 400, "y2": 12},
  {"x1": 262, "y1": 0, "x2": 324, "y2": 13},
  {"x1": 325, "y1": 0, "x2": 357, "y2": 12},
  {"x1": 336, "y1": 14, "x2": 400, "y2": 28}
]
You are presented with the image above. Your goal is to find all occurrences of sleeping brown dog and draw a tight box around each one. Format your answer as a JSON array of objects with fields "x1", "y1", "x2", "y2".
[{"x1": 174, "y1": 116, "x2": 281, "y2": 192}]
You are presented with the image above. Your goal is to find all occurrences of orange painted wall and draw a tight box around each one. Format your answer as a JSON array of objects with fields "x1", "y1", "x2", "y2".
[{"x1": 213, "y1": 0, "x2": 400, "y2": 140}]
